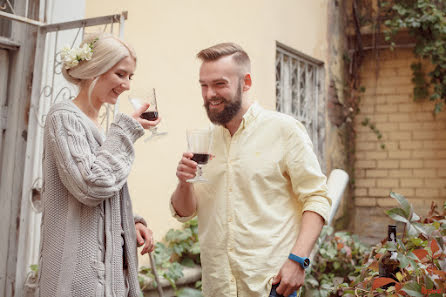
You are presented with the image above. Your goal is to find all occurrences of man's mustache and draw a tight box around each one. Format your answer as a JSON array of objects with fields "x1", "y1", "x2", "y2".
[{"x1": 204, "y1": 97, "x2": 228, "y2": 108}]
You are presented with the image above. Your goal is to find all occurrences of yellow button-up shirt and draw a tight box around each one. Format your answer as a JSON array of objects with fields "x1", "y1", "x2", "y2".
[{"x1": 171, "y1": 103, "x2": 331, "y2": 297}]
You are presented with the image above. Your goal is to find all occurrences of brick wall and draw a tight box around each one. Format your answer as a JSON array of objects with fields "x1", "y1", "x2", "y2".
[{"x1": 353, "y1": 48, "x2": 446, "y2": 243}]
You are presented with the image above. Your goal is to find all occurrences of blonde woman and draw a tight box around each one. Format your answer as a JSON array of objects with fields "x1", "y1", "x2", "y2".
[{"x1": 39, "y1": 33, "x2": 156, "y2": 297}]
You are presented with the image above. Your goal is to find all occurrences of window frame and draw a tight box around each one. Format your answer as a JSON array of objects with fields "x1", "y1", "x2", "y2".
[{"x1": 275, "y1": 42, "x2": 326, "y2": 170}]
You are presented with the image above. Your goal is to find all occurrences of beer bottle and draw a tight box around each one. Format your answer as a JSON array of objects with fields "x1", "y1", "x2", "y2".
[{"x1": 378, "y1": 225, "x2": 400, "y2": 289}]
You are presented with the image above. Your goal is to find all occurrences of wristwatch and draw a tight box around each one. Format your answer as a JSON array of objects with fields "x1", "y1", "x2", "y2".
[{"x1": 288, "y1": 253, "x2": 311, "y2": 269}]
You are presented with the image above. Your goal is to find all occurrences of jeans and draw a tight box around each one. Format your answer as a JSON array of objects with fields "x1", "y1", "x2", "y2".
[{"x1": 269, "y1": 284, "x2": 298, "y2": 297}]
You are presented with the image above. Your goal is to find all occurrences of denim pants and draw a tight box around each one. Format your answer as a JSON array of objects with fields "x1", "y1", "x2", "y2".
[{"x1": 269, "y1": 284, "x2": 298, "y2": 297}]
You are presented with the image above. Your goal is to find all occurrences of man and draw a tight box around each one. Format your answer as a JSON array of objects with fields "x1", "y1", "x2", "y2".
[{"x1": 170, "y1": 43, "x2": 331, "y2": 297}]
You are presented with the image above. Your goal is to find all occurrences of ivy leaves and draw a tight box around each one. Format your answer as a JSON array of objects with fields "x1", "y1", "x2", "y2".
[{"x1": 383, "y1": 0, "x2": 446, "y2": 113}]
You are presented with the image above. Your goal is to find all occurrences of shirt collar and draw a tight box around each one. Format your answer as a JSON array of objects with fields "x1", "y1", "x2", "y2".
[
  {"x1": 214, "y1": 102, "x2": 261, "y2": 135},
  {"x1": 241, "y1": 101, "x2": 261, "y2": 129}
]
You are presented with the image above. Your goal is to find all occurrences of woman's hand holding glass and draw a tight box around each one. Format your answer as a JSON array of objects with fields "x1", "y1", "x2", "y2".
[
  {"x1": 129, "y1": 88, "x2": 167, "y2": 142},
  {"x1": 130, "y1": 101, "x2": 161, "y2": 130}
]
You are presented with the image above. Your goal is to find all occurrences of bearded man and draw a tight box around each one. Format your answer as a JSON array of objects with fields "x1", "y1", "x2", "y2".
[{"x1": 170, "y1": 43, "x2": 331, "y2": 297}]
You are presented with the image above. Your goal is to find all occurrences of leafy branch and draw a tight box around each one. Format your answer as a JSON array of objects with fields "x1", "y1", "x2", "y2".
[{"x1": 383, "y1": 0, "x2": 446, "y2": 113}]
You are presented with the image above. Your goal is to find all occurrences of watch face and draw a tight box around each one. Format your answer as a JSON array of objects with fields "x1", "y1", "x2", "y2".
[{"x1": 303, "y1": 258, "x2": 310, "y2": 268}]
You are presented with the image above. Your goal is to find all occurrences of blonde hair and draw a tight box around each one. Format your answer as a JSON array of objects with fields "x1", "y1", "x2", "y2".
[
  {"x1": 62, "y1": 33, "x2": 136, "y2": 100},
  {"x1": 197, "y1": 42, "x2": 251, "y2": 73}
]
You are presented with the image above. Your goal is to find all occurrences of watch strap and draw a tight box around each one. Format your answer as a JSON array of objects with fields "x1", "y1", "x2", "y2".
[{"x1": 288, "y1": 253, "x2": 310, "y2": 269}]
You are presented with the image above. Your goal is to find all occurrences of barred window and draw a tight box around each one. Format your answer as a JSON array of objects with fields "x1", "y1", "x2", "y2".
[{"x1": 275, "y1": 42, "x2": 325, "y2": 170}]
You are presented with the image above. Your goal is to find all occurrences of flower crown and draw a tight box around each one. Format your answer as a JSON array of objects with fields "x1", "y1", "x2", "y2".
[{"x1": 60, "y1": 38, "x2": 98, "y2": 70}]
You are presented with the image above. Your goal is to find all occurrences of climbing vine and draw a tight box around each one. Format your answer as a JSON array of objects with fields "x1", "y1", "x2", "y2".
[{"x1": 382, "y1": 0, "x2": 446, "y2": 113}]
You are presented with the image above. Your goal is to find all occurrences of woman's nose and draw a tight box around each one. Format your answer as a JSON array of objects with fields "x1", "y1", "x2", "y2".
[{"x1": 121, "y1": 80, "x2": 130, "y2": 91}]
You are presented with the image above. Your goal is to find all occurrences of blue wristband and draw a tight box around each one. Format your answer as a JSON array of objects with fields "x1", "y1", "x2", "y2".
[{"x1": 288, "y1": 253, "x2": 310, "y2": 269}]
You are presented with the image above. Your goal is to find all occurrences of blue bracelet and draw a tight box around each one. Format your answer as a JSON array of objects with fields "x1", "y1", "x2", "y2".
[{"x1": 288, "y1": 253, "x2": 310, "y2": 269}]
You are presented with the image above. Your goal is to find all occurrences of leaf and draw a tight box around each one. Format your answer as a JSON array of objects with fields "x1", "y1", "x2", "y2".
[
  {"x1": 176, "y1": 288, "x2": 203, "y2": 297},
  {"x1": 368, "y1": 260, "x2": 379, "y2": 272},
  {"x1": 29, "y1": 264, "x2": 39, "y2": 273},
  {"x1": 386, "y1": 208, "x2": 410, "y2": 223},
  {"x1": 397, "y1": 253, "x2": 410, "y2": 269},
  {"x1": 407, "y1": 222, "x2": 421, "y2": 237},
  {"x1": 401, "y1": 281, "x2": 423, "y2": 297},
  {"x1": 410, "y1": 222, "x2": 427, "y2": 236},
  {"x1": 180, "y1": 258, "x2": 195, "y2": 267},
  {"x1": 372, "y1": 277, "x2": 396, "y2": 290},
  {"x1": 333, "y1": 261, "x2": 341, "y2": 270},
  {"x1": 430, "y1": 239, "x2": 440, "y2": 256},
  {"x1": 190, "y1": 242, "x2": 201, "y2": 254},
  {"x1": 411, "y1": 212, "x2": 421, "y2": 222},
  {"x1": 390, "y1": 192, "x2": 411, "y2": 218},
  {"x1": 412, "y1": 249, "x2": 429, "y2": 262},
  {"x1": 395, "y1": 282, "x2": 402, "y2": 293}
]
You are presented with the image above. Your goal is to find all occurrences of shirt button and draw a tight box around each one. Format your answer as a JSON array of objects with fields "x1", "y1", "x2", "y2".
[
  {"x1": 229, "y1": 187, "x2": 233, "y2": 192},
  {"x1": 229, "y1": 247, "x2": 233, "y2": 252}
]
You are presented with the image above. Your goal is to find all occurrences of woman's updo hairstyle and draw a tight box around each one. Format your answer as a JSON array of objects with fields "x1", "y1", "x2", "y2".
[{"x1": 62, "y1": 32, "x2": 136, "y2": 86}]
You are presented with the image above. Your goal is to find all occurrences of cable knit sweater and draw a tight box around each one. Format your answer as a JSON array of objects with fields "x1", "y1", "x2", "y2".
[{"x1": 39, "y1": 100, "x2": 145, "y2": 297}]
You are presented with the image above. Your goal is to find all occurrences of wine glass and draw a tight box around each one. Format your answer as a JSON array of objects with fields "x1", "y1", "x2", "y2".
[
  {"x1": 186, "y1": 128, "x2": 213, "y2": 183},
  {"x1": 128, "y1": 88, "x2": 167, "y2": 142}
]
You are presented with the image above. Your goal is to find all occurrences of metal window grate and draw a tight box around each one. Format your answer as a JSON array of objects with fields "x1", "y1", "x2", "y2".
[{"x1": 276, "y1": 43, "x2": 325, "y2": 170}]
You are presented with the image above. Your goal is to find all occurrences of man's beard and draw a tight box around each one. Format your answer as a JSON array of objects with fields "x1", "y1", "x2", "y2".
[{"x1": 204, "y1": 82, "x2": 242, "y2": 125}]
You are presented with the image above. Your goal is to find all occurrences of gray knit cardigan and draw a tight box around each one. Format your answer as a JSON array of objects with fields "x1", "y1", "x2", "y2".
[{"x1": 39, "y1": 100, "x2": 145, "y2": 297}]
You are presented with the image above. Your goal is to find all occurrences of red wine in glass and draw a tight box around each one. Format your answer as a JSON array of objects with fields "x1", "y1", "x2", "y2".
[
  {"x1": 141, "y1": 111, "x2": 159, "y2": 121},
  {"x1": 186, "y1": 128, "x2": 212, "y2": 183},
  {"x1": 191, "y1": 153, "x2": 210, "y2": 164},
  {"x1": 128, "y1": 88, "x2": 167, "y2": 142}
]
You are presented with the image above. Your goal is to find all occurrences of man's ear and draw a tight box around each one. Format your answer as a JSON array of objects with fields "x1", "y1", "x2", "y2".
[{"x1": 243, "y1": 73, "x2": 252, "y2": 92}]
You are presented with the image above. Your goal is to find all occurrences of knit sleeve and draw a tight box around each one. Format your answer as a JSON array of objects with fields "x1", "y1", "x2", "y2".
[{"x1": 46, "y1": 111, "x2": 144, "y2": 206}]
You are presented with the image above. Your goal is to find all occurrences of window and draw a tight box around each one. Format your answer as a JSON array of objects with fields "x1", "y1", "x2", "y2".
[
  {"x1": 0, "y1": 0, "x2": 14, "y2": 38},
  {"x1": 275, "y1": 42, "x2": 325, "y2": 170}
]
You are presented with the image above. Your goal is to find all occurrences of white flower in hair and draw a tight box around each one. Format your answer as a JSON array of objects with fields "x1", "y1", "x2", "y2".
[{"x1": 60, "y1": 38, "x2": 98, "y2": 70}]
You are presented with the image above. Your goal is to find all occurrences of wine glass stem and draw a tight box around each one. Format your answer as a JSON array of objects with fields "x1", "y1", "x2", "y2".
[{"x1": 197, "y1": 165, "x2": 203, "y2": 178}]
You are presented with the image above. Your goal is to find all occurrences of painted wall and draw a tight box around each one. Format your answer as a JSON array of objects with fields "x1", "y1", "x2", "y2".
[{"x1": 85, "y1": 0, "x2": 332, "y2": 265}]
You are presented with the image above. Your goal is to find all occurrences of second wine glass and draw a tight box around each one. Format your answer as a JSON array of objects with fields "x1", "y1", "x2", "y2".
[
  {"x1": 129, "y1": 88, "x2": 167, "y2": 142},
  {"x1": 187, "y1": 128, "x2": 213, "y2": 183}
]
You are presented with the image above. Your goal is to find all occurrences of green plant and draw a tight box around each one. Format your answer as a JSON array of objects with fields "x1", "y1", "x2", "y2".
[
  {"x1": 329, "y1": 193, "x2": 446, "y2": 296},
  {"x1": 139, "y1": 217, "x2": 202, "y2": 296},
  {"x1": 302, "y1": 226, "x2": 371, "y2": 297},
  {"x1": 164, "y1": 218, "x2": 201, "y2": 267},
  {"x1": 383, "y1": 0, "x2": 446, "y2": 113},
  {"x1": 361, "y1": 117, "x2": 386, "y2": 150},
  {"x1": 30, "y1": 264, "x2": 39, "y2": 273}
]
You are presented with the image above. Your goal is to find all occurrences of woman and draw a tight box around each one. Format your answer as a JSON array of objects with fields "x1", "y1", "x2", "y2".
[{"x1": 39, "y1": 33, "x2": 156, "y2": 297}]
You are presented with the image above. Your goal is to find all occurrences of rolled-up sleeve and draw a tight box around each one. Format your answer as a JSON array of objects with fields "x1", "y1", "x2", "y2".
[
  {"x1": 285, "y1": 120, "x2": 332, "y2": 223},
  {"x1": 169, "y1": 200, "x2": 196, "y2": 223}
]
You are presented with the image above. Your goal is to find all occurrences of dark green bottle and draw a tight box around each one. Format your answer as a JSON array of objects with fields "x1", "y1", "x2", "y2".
[{"x1": 378, "y1": 225, "x2": 400, "y2": 289}]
